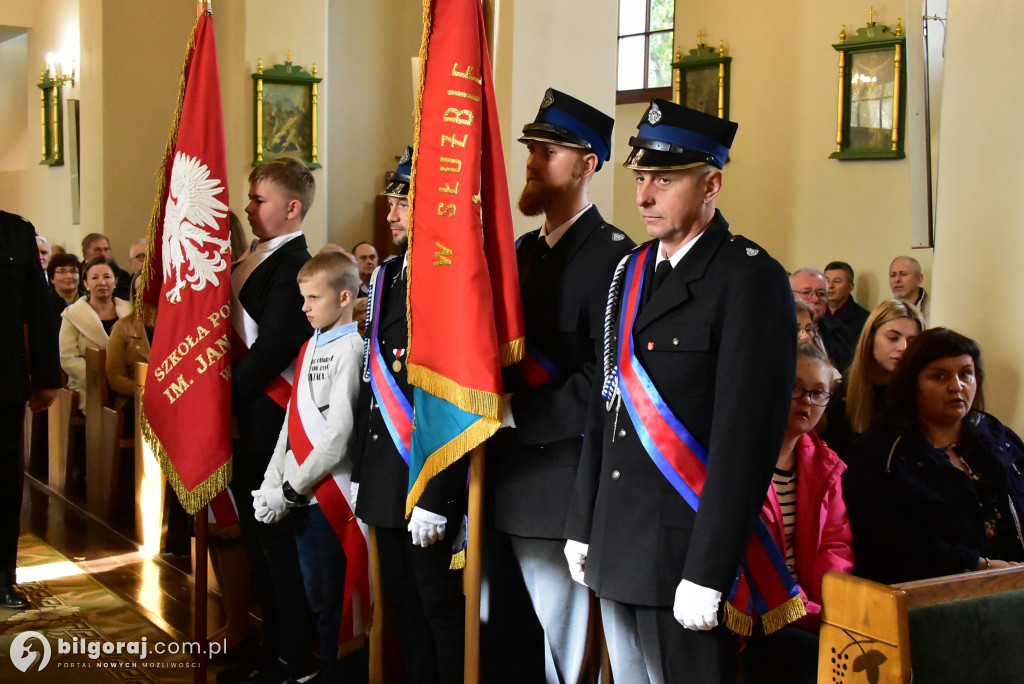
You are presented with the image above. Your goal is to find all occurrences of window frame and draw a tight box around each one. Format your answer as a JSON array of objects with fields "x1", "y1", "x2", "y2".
[{"x1": 616, "y1": 0, "x2": 675, "y2": 105}]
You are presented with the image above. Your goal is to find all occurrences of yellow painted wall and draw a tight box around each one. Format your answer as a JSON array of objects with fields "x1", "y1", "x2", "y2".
[{"x1": 930, "y1": 0, "x2": 1024, "y2": 429}]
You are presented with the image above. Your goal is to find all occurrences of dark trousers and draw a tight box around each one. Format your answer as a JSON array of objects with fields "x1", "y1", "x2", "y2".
[
  {"x1": 293, "y1": 504, "x2": 368, "y2": 683},
  {"x1": 230, "y1": 455, "x2": 314, "y2": 671},
  {"x1": 740, "y1": 625, "x2": 819, "y2": 684},
  {"x1": 0, "y1": 404, "x2": 25, "y2": 585},
  {"x1": 376, "y1": 526, "x2": 466, "y2": 684}
]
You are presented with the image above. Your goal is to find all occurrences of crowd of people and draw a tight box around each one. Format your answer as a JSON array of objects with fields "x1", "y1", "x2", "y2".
[{"x1": 4, "y1": 90, "x2": 1022, "y2": 684}]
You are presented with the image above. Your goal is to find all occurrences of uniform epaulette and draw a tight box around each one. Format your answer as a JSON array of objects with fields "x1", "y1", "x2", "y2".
[
  {"x1": 726, "y1": 232, "x2": 767, "y2": 259},
  {"x1": 595, "y1": 223, "x2": 630, "y2": 245}
]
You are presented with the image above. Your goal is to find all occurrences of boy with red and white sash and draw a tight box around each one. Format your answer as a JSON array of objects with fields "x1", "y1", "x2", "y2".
[
  {"x1": 564, "y1": 100, "x2": 798, "y2": 683},
  {"x1": 254, "y1": 252, "x2": 370, "y2": 681}
]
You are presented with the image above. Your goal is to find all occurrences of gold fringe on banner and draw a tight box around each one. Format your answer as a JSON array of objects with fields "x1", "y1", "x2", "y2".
[
  {"x1": 407, "y1": 363, "x2": 503, "y2": 421},
  {"x1": 723, "y1": 601, "x2": 754, "y2": 637},
  {"x1": 499, "y1": 336, "x2": 525, "y2": 368},
  {"x1": 449, "y1": 548, "x2": 466, "y2": 571},
  {"x1": 405, "y1": 413, "x2": 499, "y2": 518},
  {"x1": 137, "y1": 14, "x2": 202, "y2": 311},
  {"x1": 758, "y1": 595, "x2": 807, "y2": 635},
  {"x1": 141, "y1": 409, "x2": 231, "y2": 516}
]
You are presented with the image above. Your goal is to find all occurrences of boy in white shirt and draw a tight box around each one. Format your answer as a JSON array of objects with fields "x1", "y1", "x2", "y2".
[{"x1": 254, "y1": 251, "x2": 368, "y2": 682}]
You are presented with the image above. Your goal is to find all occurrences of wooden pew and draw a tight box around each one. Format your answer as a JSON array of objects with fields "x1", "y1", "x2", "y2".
[
  {"x1": 47, "y1": 387, "x2": 82, "y2": 494},
  {"x1": 818, "y1": 566, "x2": 1024, "y2": 683},
  {"x1": 84, "y1": 347, "x2": 114, "y2": 517}
]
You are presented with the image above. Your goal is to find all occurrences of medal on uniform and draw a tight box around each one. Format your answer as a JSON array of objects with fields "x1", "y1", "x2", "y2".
[{"x1": 392, "y1": 348, "x2": 406, "y2": 372}]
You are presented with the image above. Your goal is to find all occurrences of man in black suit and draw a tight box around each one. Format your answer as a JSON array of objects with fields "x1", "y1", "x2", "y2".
[
  {"x1": 824, "y1": 260, "x2": 870, "y2": 356},
  {"x1": 352, "y1": 148, "x2": 468, "y2": 684},
  {"x1": 225, "y1": 158, "x2": 316, "y2": 683},
  {"x1": 0, "y1": 212, "x2": 61, "y2": 609},
  {"x1": 485, "y1": 88, "x2": 634, "y2": 683},
  {"x1": 565, "y1": 100, "x2": 796, "y2": 683},
  {"x1": 791, "y1": 267, "x2": 854, "y2": 373}
]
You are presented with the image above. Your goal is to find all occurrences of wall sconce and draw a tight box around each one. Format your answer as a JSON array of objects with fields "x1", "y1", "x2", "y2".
[
  {"x1": 44, "y1": 52, "x2": 76, "y2": 88},
  {"x1": 37, "y1": 52, "x2": 75, "y2": 166}
]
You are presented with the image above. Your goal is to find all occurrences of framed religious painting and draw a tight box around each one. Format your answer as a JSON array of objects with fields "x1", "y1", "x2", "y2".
[
  {"x1": 252, "y1": 53, "x2": 322, "y2": 168},
  {"x1": 671, "y1": 33, "x2": 731, "y2": 120},
  {"x1": 830, "y1": 12, "x2": 907, "y2": 160}
]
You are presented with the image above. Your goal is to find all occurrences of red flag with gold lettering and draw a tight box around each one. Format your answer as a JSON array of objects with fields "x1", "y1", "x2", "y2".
[
  {"x1": 405, "y1": 0, "x2": 524, "y2": 513},
  {"x1": 141, "y1": 10, "x2": 233, "y2": 514}
]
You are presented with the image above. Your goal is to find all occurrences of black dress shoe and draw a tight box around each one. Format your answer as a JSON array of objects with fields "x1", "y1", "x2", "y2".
[{"x1": 1, "y1": 584, "x2": 29, "y2": 609}]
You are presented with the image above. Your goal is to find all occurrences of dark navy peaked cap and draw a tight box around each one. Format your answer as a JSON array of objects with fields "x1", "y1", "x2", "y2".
[
  {"x1": 519, "y1": 88, "x2": 614, "y2": 170},
  {"x1": 624, "y1": 99, "x2": 737, "y2": 170}
]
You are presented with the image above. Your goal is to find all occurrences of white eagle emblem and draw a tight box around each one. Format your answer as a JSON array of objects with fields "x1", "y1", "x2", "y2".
[{"x1": 161, "y1": 152, "x2": 231, "y2": 304}]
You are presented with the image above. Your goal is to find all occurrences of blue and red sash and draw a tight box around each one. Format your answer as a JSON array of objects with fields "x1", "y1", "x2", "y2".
[
  {"x1": 289, "y1": 336, "x2": 371, "y2": 653},
  {"x1": 364, "y1": 260, "x2": 413, "y2": 464},
  {"x1": 613, "y1": 244, "x2": 805, "y2": 636}
]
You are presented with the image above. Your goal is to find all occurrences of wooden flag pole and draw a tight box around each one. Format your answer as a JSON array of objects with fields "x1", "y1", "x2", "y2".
[
  {"x1": 463, "y1": 443, "x2": 486, "y2": 683},
  {"x1": 194, "y1": 505, "x2": 209, "y2": 683}
]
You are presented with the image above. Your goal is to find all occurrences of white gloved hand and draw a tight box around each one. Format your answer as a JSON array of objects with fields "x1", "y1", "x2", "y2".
[
  {"x1": 349, "y1": 482, "x2": 359, "y2": 510},
  {"x1": 673, "y1": 578, "x2": 722, "y2": 631},
  {"x1": 407, "y1": 507, "x2": 447, "y2": 547},
  {"x1": 564, "y1": 540, "x2": 589, "y2": 586},
  {"x1": 263, "y1": 486, "x2": 288, "y2": 516},
  {"x1": 252, "y1": 490, "x2": 271, "y2": 523}
]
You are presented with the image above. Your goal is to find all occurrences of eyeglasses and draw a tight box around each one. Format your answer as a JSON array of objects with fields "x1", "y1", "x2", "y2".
[
  {"x1": 793, "y1": 289, "x2": 828, "y2": 300},
  {"x1": 54, "y1": 268, "x2": 79, "y2": 276},
  {"x1": 792, "y1": 386, "x2": 833, "y2": 406}
]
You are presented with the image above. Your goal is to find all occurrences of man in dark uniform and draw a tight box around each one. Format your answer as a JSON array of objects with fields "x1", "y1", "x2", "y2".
[
  {"x1": 485, "y1": 88, "x2": 634, "y2": 683},
  {"x1": 565, "y1": 100, "x2": 796, "y2": 683},
  {"x1": 0, "y1": 212, "x2": 61, "y2": 609},
  {"x1": 352, "y1": 147, "x2": 468, "y2": 684},
  {"x1": 225, "y1": 158, "x2": 316, "y2": 683}
]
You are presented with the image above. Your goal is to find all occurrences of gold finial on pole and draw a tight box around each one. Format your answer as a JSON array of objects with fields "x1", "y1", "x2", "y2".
[
  {"x1": 697, "y1": 30, "x2": 704, "y2": 47},
  {"x1": 869, "y1": 6, "x2": 875, "y2": 24},
  {"x1": 895, "y1": 17, "x2": 903, "y2": 37},
  {"x1": 286, "y1": 49, "x2": 292, "y2": 64},
  {"x1": 839, "y1": 24, "x2": 847, "y2": 43},
  {"x1": 257, "y1": 58, "x2": 263, "y2": 74},
  {"x1": 719, "y1": 39, "x2": 726, "y2": 57}
]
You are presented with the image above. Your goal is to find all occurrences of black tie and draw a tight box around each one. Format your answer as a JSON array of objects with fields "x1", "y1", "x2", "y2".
[{"x1": 653, "y1": 260, "x2": 672, "y2": 292}]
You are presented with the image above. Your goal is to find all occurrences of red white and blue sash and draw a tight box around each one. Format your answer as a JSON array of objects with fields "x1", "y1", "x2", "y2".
[
  {"x1": 613, "y1": 244, "x2": 805, "y2": 635},
  {"x1": 231, "y1": 299, "x2": 294, "y2": 409},
  {"x1": 289, "y1": 336, "x2": 371, "y2": 652},
  {"x1": 363, "y1": 260, "x2": 413, "y2": 464}
]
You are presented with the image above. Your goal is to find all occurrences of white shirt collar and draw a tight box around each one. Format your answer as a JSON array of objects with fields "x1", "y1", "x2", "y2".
[
  {"x1": 656, "y1": 228, "x2": 705, "y2": 270},
  {"x1": 542, "y1": 204, "x2": 591, "y2": 249}
]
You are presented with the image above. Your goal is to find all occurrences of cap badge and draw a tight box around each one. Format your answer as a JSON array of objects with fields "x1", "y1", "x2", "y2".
[
  {"x1": 541, "y1": 88, "x2": 555, "y2": 108},
  {"x1": 399, "y1": 147, "x2": 412, "y2": 165},
  {"x1": 647, "y1": 102, "x2": 662, "y2": 125},
  {"x1": 745, "y1": 247, "x2": 759, "y2": 257}
]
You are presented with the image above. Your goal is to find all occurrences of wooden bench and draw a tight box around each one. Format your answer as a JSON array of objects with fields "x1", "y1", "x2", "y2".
[
  {"x1": 47, "y1": 386, "x2": 83, "y2": 494},
  {"x1": 818, "y1": 566, "x2": 1024, "y2": 683}
]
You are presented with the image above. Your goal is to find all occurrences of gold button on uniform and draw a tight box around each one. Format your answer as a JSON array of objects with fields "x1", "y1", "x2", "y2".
[{"x1": 617, "y1": 428, "x2": 627, "y2": 438}]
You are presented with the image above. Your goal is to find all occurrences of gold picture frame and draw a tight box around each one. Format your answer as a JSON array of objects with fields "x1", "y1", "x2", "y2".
[
  {"x1": 672, "y1": 33, "x2": 731, "y2": 120},
  {"x1": 830, "y1": 11, "x2": 907, "y2": 160},
  {"x1": 252, "y1": 53, "x2": 322, "y2": 168}
]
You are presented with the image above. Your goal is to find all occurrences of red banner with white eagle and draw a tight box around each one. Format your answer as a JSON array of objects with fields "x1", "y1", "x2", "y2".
[{"x1": 140, "y1": 11, "x2": 233, "y2": 514}]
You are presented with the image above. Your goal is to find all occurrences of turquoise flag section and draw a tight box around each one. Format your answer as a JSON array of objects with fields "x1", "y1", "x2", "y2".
[{"x1": 408, "y1": 388, "x2": 482, "y2": 494}]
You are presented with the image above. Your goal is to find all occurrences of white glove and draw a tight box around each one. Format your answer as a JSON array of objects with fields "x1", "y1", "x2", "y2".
[
  {"x1": 407, "y1": 507, "x2": 447, "y2": 547},
  {"x1": 251, "y1": 489, "x2": 285, "y2": 524},
  {"x1": 263, "y1": 485, "x2": 288, "y2": 516},
  {"x1": 564, "y1": 540, "x2": 589, "y2": 586},
  {"x1": 349, "y1": 482, "x2": 359, "y2": 510},
  {"x1": 673, "y1": 578, "x2": 722, "y2": 631}
]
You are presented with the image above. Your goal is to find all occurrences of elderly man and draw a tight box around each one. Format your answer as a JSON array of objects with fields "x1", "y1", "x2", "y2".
[
  {"x1": 565, "y1": 100, "x2": 796, "y2": 683},
  {"x1": 889, "y1": 255, "x2": 928, "y2": 320},
  {"x1": 791, "y1": 267, "x2": 853, "y2": 372},
  {"x1": 128, "y1": 239, "x2": 147, "y2": 275},
  {"x1": 352, "y1": 242, "x2": 378, "y2": 298},
  {"x1": 824, "y1": 260, "x2": 869, "y2": 348},
  {"x1": 36, "y1": 235, "x2": 51, "y2": 274},
  {"x1": 485, "y1": 88, "x2": 634, "y2": 684}
]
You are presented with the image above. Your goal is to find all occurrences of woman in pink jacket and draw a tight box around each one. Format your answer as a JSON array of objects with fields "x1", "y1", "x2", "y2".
[{"x1": 743, "y1": 342, "x2": 854, "y2": 683}]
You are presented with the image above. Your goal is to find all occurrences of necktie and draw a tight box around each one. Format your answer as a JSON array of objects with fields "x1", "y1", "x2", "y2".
[{"x1": 653, "y1": 260, "x2": 672, "y2": 292}]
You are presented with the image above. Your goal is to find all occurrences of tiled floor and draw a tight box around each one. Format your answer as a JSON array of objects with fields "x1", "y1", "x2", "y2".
[{"x1": 0, "y1": 475, "x2": 246, "y2": 682}]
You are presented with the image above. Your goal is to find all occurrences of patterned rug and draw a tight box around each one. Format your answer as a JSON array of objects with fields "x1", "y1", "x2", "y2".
[{"x1": 0, "y1": 534, "x2": 198, "y2": 683}]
